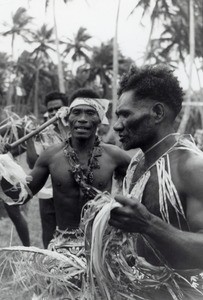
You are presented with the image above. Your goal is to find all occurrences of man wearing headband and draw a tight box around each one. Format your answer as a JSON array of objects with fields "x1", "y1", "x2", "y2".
[{"x1": 2, "y1": 88, "x2": 131, "y2": 258}]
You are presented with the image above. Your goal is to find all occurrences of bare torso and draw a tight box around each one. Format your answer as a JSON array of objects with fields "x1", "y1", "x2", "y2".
[
  {"x1": 29, "y1": 141, "x2": 130, "y2": 230},
  {"x1": 132, "y1": 149, "x2": 191, "y2": 266}
]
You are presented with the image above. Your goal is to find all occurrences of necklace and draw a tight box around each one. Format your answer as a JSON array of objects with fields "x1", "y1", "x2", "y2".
[{"x1": 63, "y1": 136, "x2": 102, "y2": 201}]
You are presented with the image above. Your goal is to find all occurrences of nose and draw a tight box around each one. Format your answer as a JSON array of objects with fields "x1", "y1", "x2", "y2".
[
  {"x1": 113, "y1": 119, "x2": 123, "y2": 132},
  {"x1": 78, "y1": 112, "x2": 88, "y2": 123},
  {"x1": 48, "y1": 107, "x2": 60, "y2": 116}
]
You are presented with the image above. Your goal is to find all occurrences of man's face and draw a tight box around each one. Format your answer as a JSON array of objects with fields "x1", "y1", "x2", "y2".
[
  {"x1": 114, "y1": 90, "x2": 155, "y2": 151},
  {"x1": 68, "y1": 105, "x2": 101, "y2": 139},
  {"x1": 47, "y1": 99, "x2": 63, "y2": 119}
]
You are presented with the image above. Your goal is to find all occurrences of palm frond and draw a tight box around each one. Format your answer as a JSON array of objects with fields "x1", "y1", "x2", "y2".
[{"x1": 0, "y1": 246, "x2": 87, "y2": 299}]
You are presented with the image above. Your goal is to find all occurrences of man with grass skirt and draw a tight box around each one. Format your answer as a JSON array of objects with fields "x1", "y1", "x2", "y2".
[{"x1": 104, "y1": 64, "x2": 203, "y2": 299}]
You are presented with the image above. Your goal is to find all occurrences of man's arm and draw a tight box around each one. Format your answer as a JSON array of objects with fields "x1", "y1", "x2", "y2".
[
  {"x1": 1, "y1": 149, "x2": 50, "y2": 203},
  {"x1": 110, "y1": 195, "x2": 203, "y2": 269},
  {"x1": 110, "y1": 154, "x2": 203, "y2": 270},
  {"x1": 27, "y1": 149, "x2": 51, "y2": 195},
  {"x1": 113, "y1": 147, "x2": 131, "y2": 180}
]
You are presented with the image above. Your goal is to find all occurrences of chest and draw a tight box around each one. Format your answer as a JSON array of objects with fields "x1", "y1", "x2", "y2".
[
  {"x1": 49, "y1": 150, "x2": 115, "y2": 192},
  {"x1": 128, "y1": 157, "x2": 187, "y2": 226}
]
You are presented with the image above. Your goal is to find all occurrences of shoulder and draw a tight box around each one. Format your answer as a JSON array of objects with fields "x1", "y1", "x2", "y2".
[
  {"x1": 36, "y1": 142, "x2": 65, "y2": 163},
  {"x1": 178, "y1": 149, "x2": 203, "y2": 173},
  {"x1": 101, "y1": 143, "x2": 130, "y2": 160},
  {"x1": 177, "y1": 149, "x2": 203, "y2": 193}
]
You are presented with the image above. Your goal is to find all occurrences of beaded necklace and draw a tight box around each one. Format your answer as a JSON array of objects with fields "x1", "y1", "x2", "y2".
[{"x1": 63, "y1": 136, "x2": 102, "y2": 201}]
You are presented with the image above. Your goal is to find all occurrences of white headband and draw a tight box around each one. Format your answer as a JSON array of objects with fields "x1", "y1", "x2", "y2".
[{"x1": 69, "y1": 97, "x2": 109, "y2": 124}]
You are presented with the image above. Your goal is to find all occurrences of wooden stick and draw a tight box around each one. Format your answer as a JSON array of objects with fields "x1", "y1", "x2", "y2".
[{"x1": 7, "y1": 115, "x2": 58, "y2": 149}]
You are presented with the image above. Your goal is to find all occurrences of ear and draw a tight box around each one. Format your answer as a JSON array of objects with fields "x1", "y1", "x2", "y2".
[{"x1": 151, "y1": 102, "x2": 165, "y2": 123}]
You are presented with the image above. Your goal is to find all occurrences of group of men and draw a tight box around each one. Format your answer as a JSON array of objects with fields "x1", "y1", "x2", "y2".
[{"x1": 1, "y1": 64, "x2": 203, "y2": 299}]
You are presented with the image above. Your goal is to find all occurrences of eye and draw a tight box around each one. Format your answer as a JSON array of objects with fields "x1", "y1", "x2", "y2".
[
  {"x1": 71, "y1": 109, "x2": 80, "y2": 115},
  {"x1": 87, "y1": 110, "x2": 96, "y2": 116}
]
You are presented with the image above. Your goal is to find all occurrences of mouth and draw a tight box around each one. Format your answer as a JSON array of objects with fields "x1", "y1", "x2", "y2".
[
  {"x1": 74, "y1": 126, "x2": 90, "y2": 132},
  {"x1": 119, "y1": 135, "x2": 126, "y2": 143}
]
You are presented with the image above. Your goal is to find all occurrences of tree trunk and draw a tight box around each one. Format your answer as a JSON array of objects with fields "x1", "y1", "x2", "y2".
[
  {"x1": 112, "y1": 0, "x2": 121, "y2": 121},
  {"x1": 53, "y1": 0, "x2": 65, "y2": 93},
  {"x1": 6, "y1": 34, "x2": 15, "y2": 107},
  {"x1": 178, "y1": 0, "x2": 195, "y2": 134},
  {"x1": 104, "y1": 0, "x2": 121, "y2": 145},
  {"x1": 34, "y1": 65, "x2": 40, "y2": 118}
]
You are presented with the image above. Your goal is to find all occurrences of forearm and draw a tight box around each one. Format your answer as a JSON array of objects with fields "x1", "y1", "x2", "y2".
[{"x1": 145, "y1": 215, "x2": 203, "y2": 269}]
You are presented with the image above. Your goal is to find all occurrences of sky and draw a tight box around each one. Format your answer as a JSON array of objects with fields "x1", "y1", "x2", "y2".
[
  {"x1": 0, "y1": 0, "x2": 201, "y2": 90},
  {"x1": 0, "y1": 0, "x2": 149, "y2": 60}
]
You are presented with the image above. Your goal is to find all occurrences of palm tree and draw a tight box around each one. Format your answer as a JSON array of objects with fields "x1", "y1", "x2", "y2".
[
  {"x1": 86, "y1": 42, "x2": 114, "y2": 98},
  {"x1": 16, "y1": 50, "x2": 60, "y2": 116},
  {"x1": 112, "y1": 0, "x2": 121, "y2": 123},
  {"x1": 130, "y1": 0, "x2": 202, "y2": 133},
  {"x1": 1, "y1": 7, "x2": 33, "y2": 106},
  {"x1": 63, "y1": 27, "x2": 92, "y2": 63},
  {"x1": 25, "y1": 24, "x2": 56, "y2": 117},
  {"x1": 129, "y1": 0, "x2": 173, "y2": 64},
  {"x1": 2, "y1": 7, "x2": 33, "y2": 58},
  {"x1": 131, "y1": 0, "x2": 202, "y2": 65},
  {"x1": 45, "y1": 0, "x2": 72, "y2": 93}
]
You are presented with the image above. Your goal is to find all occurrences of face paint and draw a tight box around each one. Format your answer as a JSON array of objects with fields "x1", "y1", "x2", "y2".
[{"x1": 114, "y1": 90, "x2": 155, "y2": 151}]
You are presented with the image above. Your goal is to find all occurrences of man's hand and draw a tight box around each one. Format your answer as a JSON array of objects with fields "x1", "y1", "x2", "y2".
[
  {"x1": 109, "y1": 195, "x2": 153, "y2": 233},
  {"x1": 0, "y1": 143, "x2": 12, "y2": 154}
]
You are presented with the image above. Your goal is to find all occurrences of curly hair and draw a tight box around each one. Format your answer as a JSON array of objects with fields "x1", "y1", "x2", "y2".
[
  {"x1": 118, "y1": 65, "x2": 184, "y2": 117},
  {"x1": 45, "y1": 92, "x2": 68, "y2": 107}
]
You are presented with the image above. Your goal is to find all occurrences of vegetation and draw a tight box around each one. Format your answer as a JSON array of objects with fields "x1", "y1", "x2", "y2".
[{"x1": 0, "y1": 1, "x2": 203, "y2": 132}]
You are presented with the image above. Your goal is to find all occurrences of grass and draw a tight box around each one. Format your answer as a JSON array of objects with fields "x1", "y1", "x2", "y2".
[{"x1": 0, "y1": 198, "x2": 42, "y2": 248}]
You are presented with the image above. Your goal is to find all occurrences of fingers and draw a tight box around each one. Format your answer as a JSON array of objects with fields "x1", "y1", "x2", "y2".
[
  {"x1": 115, "y1": 194, "x2": 139, "y2": 207},
  {"x1": 110, "y1": 195, "x2": 139, "y2": 218},
  {"x1": 109, "y1": 218, "x2": 127, "y2": 230}
]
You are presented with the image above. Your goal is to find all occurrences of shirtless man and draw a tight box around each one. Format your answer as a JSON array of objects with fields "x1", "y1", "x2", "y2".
[
  {"x1": 108, "y1": 65, "x2": 203, "y2": 299},
  {"x1": 2, "y1": 88, "x2": 130, "y2": 252}
]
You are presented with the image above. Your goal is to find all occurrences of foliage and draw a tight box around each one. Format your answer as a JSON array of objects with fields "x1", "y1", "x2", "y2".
[
  {"x1": 1, "y1": 7, "x2": 33, "y2": 56},
  {"x1": 63, "y1": 27, "x2": 92, "y2": 62},
  {"x1": 131, "y1": 0, "x2": 203, "y2": 66},
  {"x1": 0, "y1": 2, "x2": 202, "y2": 132}
]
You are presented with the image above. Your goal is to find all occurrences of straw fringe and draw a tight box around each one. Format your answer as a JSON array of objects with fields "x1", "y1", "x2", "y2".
[
  {"x1": 0, "y1": 246, "x2": 87, "y2": 300},
  {"x1": 82, "y1": 192, "x2": 203, "y2": 300}
]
